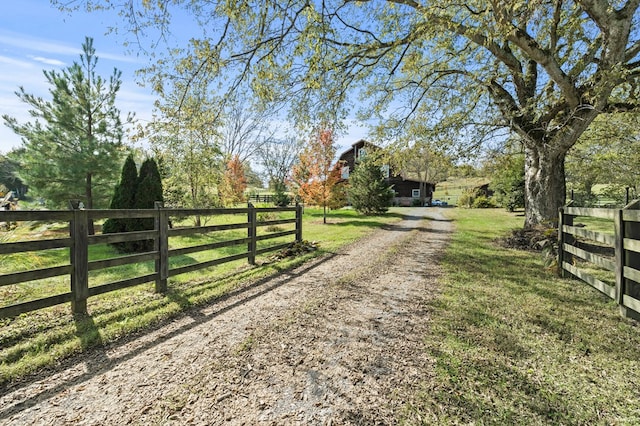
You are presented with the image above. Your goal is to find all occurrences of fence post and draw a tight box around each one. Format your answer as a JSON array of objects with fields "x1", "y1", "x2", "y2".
[
  {"x1": 248, "y1": 202, "x2": 257, "y2": 265},
  {"x1": 615, "y1": 207, "x2": 625, "y2": 309},
  {"x1": 70, "y1": 204, "x2": 89, "y2": 315},
  {"x1": 621, "y1": 200, "x2": 640, "y2": 320},
  {"x1": 155, "y1": 201, "x2": 168, "y2": 293},
  {"x1": 558, "y1": 207, "x2": 565, "y2": 277},
  {"x1": 296, "y1": 202, "x2": 303, "y2": 242},
  {"x1": 558, "y1": 205, "x2": 573, "y2": 278}
]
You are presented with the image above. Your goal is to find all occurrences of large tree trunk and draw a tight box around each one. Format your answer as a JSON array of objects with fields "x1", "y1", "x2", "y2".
[{"x1": 524, "y1": 146, "x2": 566, "y2": 228}]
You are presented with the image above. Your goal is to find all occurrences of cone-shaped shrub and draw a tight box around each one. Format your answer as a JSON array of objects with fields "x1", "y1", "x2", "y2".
[
  {"x1": 103, "y1": 156, "x2": 163, "y2": 252},
  {"x1": 132, "y1": 158, "x2": 164, "y2": 251},
  {"x1": 102, "y1": 155, "x2": 138, "y2": 251}
]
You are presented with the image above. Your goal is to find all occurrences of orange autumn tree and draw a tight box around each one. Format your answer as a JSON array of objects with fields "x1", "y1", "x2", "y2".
[
  {"x1": 292, "y1": 128, "x2": 342, "y2": 224},
  {"x1": 219, "y1": 155, "x2": 247, "y2": 206}
]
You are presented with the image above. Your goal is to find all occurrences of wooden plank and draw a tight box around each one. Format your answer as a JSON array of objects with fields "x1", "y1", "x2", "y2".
[
  {"x1": 563, "y1": 225, "x2": 615, "y2": 246},
  {"x1": 256, "y1": 230, "x2": 296, "y2": 241},
  {"x1": 169, "y1": 237, "x2": 251, "y2": 257},
  {"x1": 563, "y1": 262, "x2": 616, "y2": 299},
  {"x1": 0, "y1": 210, "x2": 72, "y2": 221},
  {"x1": 168, "y1": 252, "x2": 249, "y2": 278},
  {"x1": 256, "y1": 218, "x2": 296, "y2": 227},
  {"x1": 88, "y1": 252, "x2": 159, "y2": 271},
  {"x1": 623, "y1": 238, "x2": 640, "y2": 254},
  {"x1": 89, "y1": 230, "x2": 157, "y2": 245},
  {"x1": 623, "y1": 265, "x2": 640, "y2": 283},
  {"x1": 565, "y1": 207, "x2": 616, "y2": 220},
  {"x1": 623, "y1": 210, "x2": 640, "y2": 222},
  {"x1": 0, "y1": 238, "x2": 72, "y2": 255},
  {"x1": 623, "y1": 294, "x2": 640, "y2": 314},
  {"x1": 0, "y1": 265, "x2": 71, "y2": 287},
  {"x1": 0, "y1": 292, "x2": 73, "y2": 319},
  {"x1": 167, "y1": 208, "x2": 248, "y2": 216},
  {"x1": 255, "y1": 207, "x2": 296, "y2": 213},
  {"x1": 256, "y1": 242, "x2": 291, "y2": 256},
  {"x1": 562, "y1": 243, "x2": 616, "y2": 272},
  {"x1": 168, "y1": 222, "x2": 250, "y2": 237},
  {"x1": 88, "y1": 273, "x2": 157, "y2": 296}
]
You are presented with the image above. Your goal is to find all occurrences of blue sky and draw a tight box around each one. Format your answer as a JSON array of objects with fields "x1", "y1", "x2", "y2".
[
  {"x1": 0, "y1": 1, "x2": 365, "y2": 155},
  {"x1": 0, "y1": 0, "x2": 159, "y2": 154}
]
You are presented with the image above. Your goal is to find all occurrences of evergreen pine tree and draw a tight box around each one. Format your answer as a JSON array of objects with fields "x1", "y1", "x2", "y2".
[
  {"x1": 272, "y1": 181, "x2": 291, "y2": 207},
  {"x1": 2, "y1": 37, "x2": 131, "y2": 211},
  {"x1": 347, "y1": 157, "x2": 394, "y2": 215}
]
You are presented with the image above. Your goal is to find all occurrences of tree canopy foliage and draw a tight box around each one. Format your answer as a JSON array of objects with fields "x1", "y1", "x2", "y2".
[
  {"x1": 219, "y1": 155, "x2": 247, "y2": 207},
  {"x1": 389, "y1": 142, "x2": 452, "y2": 205},
  {"x1": 3, "y1": 37, "x2": 132, "y2": 210},
  {"x1": 0, "y1": 150, "x2": 28, "y2": 198},
  {"x1": 59, "y1": 1, "x2": 640, "y2": 226},
  {"x1": 488, "y1": 151, "x2": 526, "y2": 212},
  {"x1": 258, "y1": 136, "x2": 302, "y2": 192},
  {"x1": 292, "y1": 128, "x2": 342, "y2": 223},
  {"x1": 566, "y1": 112, "x2": 640, "y2": 205}
]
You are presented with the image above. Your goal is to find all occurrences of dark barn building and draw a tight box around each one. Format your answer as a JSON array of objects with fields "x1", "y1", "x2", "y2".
[{"x1": 337, "y1": 140, "x2": 435, "y2": 206}]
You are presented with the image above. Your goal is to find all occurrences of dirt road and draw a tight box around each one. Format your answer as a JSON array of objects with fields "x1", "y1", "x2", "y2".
[{"x1": 0, "y1": 208, "x2": 452, "y2": 425}]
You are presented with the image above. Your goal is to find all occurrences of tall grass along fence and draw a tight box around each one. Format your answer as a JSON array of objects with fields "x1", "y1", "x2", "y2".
[
  {"x1": 0, "y1": 202, "x2": 302, "y2": 319},
  {"x1": 558, "y1": 200, "x2": 640, "y2": 320}
]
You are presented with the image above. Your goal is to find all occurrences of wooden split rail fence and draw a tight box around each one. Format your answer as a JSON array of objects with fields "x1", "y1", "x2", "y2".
[
  {"x1": 558, "y1": 200, "x2": 640, "y2": 319},
  {"x1": 0, "y1": 202, "x2": 302, "y2": 319}
]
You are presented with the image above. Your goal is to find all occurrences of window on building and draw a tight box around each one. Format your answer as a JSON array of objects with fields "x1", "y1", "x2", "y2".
[
  {"x1": 341, "y1": 165, "x2": 350, "y2": 179},
  {"x1": 358, "y1": 147, "x2": 366, "y2": 159},
  {"x1": 412, "y1": 189, "x2": 421, "y2": 198}
]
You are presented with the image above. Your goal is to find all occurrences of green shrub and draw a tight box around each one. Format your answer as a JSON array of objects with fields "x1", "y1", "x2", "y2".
[
  {"x1": 472, "y1": 195, "x2": 497, "y2": 208},
  {"x1": 458, "y1": 189, "x2": 475, "y2": 208},
  {"x1": 272, "y1": 182, "x2": 291, "y2": 207}
]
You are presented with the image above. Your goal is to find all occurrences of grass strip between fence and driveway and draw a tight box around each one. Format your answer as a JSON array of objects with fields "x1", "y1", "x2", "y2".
[
  {"x1": 0, "y1": 207, "x2": 404, "y2": 385},
  {"x1": 404, "y1": 208, "x2": 640, "y2": 425}
]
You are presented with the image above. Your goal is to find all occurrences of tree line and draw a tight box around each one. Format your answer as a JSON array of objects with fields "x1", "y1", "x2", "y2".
[{"x1": 7, "y1": 0, "x2": 640, "y2": 231}]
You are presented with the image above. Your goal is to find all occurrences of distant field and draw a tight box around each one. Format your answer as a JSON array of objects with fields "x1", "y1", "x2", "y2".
[{"x1": 432, "y1": 177, "x2": 491, "y2": 205}]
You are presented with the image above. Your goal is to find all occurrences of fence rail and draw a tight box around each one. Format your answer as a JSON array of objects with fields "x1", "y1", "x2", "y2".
[
  {"x1": 0, "y1": 203, "x2": 302, "y2": 318},
  {"x1": 558, "y1": 200, "x2": 640, "y2": 319}
]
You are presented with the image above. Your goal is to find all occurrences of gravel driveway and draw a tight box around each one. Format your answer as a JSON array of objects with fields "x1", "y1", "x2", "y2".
[{"x1": 0, "y1": 208, "x2": 452, "y2": 425}]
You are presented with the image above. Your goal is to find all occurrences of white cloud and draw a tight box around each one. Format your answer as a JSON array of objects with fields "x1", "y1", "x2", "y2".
[
  {"x1": 0, "y1": 32, "x2": 79, "y2": 56},
  {"x1": 0, "y1": 30, "x2": 141, "y2": 65},
  {"x1": 0, "y1": 55, "x2": 34, "y2": 69},
  {"x1": 28, "y1": 55, "x2": 66, "y2": 67}
]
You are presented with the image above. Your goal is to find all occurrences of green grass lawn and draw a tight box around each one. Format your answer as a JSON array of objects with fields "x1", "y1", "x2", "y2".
[
  {"x1": 405, "y1": 208, "x2": 640, "y2": 424},
  {"x1": 0, "y1": 206, "x2": 403, "y2": 384}
]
